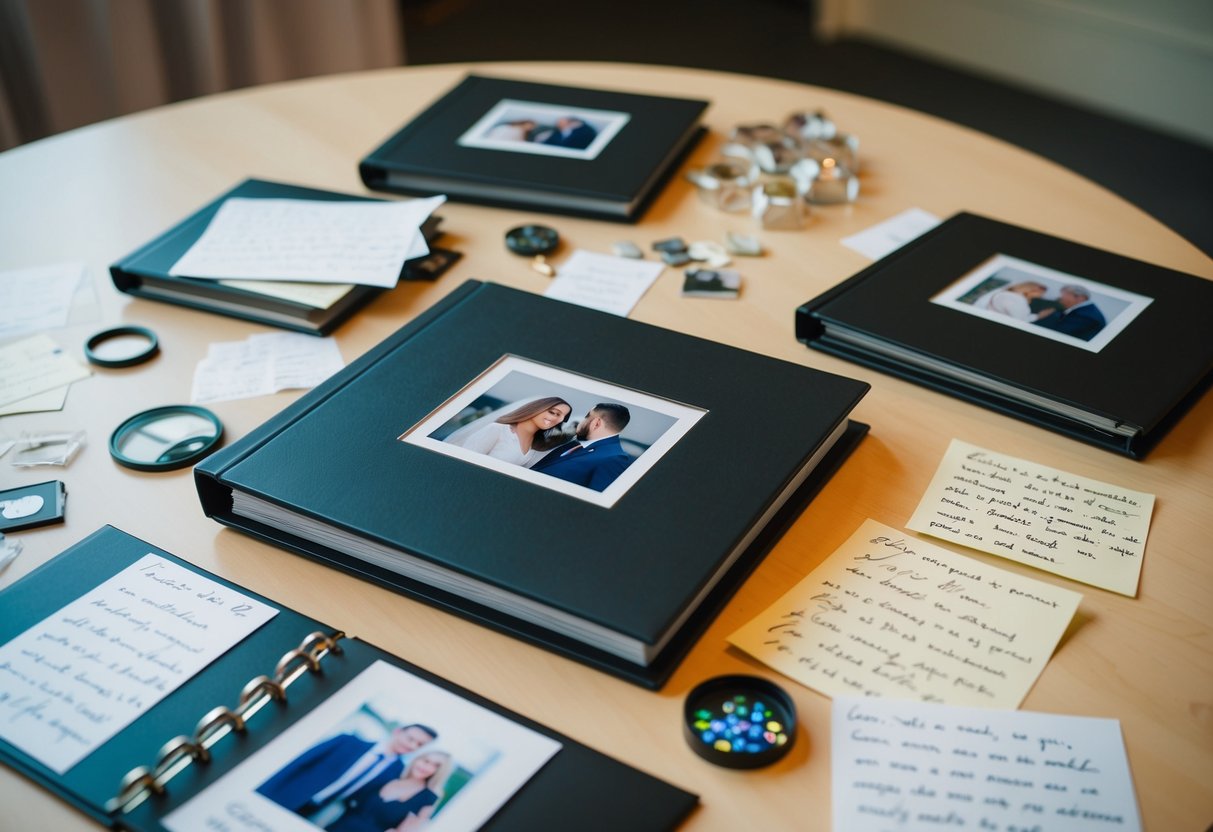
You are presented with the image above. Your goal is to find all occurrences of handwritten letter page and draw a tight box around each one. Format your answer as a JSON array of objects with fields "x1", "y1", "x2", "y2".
[
  {"x1": 544, "y1": 249, "x2": 665, "y2": 316},
  {"x1": 0, "y1": 555, "x2": 277, "y2": 773},
  {"x1": 908, "y1": 439, "x2": 1154, "y2": 596},
  {"x1": 833, "y1": 695, "x2": 1142, "y2": 831},
  {"x1": 728, "y1": 519, "x2": 1081, "y2": 708},
  {"x1": 0, "y1": 334, "x2": 91, "y2": 409}
]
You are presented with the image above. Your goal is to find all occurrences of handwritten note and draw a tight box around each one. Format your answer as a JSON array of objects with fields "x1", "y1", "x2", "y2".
[
  {"x1": 0, "y1": 334, "x2": 91, "y2": 409},
  {"x1": 544, "y1": 249, "x2": 665, "y2": 316},
  {"x1": 0, "y1": 262, "x2": 86, "y2": 339},
  {"x1": 169, "y1": 196, "x2": 444, "y2": 287},
  {"x1": 191, "y1": 332, "x2": 345, "y2": 404},
  {"x1": 728, "y1": 519, "x2": 1081, "y2": 708},
  {"x1": 840, "y1": 207, "x2": 941, "y2": 260},
  {"x1": 833, "y1": 695, "x2": 1142, "y2": 831},
  {"x1": 908, "y1": 439, "x2": 1154, "y2": 596},
  {"x1": 0, "y1": 555, "x2": 277, "y2": 773}
]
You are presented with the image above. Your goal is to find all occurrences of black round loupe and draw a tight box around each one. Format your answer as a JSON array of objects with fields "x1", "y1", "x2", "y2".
[
  {"x1": 109, "y1": 405, "x2": 223, "y2": 472},
  {"x1": 505, "y1": 224, "x2": 560, "y2": 256},
  {"x1": 683, "y1": 675, "x2": 796, "y2": 769},
  {"x1": 85, "y1": 325, "x2": 159, "y2": 368}
]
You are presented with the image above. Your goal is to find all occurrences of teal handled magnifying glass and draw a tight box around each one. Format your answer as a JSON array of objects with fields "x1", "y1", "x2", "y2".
[{"x1": 109, "y1": 405, "x2": 223, "y2": 472}]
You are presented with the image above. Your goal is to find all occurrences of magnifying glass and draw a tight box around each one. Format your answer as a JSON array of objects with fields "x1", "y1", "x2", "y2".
[{"x1": 109, "y1": 405, "x2": 223, "y2": 472}]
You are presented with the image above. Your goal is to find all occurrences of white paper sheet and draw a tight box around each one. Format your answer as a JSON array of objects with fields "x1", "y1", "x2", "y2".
[
  {"x1": 544, "y1": 249, "x2": 665, "y2": 316},
  {"x1": 169, "y1": 196, "x2": 444, "y2": 287},
  {"x1": 190, "y1": 332, "x2": 345, "y2": 404},
  {"x1": 908, "y1": 439, "x2": 1154, "y2": 596},
  {"x1": 163, "y1": 660, "x2": 561, "y2": 832},
  {"x1": 0, "y1": 334, "x2": 91, "y2": 409},
  {"x1": 841, "y1": 207, "x2": 942, "y2": 260},
  {"x1": 0, "y1": 554, "x2": 277, "y2": 773},
  {"x1": 0, "y1": 262, "x2": 86, "y2": 339},
  {"x1": 728, "y1": 519, "x2": 1081, "y2": 709},
  {"x1": 832, "y1": 696, "x2": 1142, "y2": 831}
]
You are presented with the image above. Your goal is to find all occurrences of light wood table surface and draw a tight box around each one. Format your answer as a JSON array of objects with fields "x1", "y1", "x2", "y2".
[{"x1": 1, "y1": 62, "x2": 1210, "y2": 831}]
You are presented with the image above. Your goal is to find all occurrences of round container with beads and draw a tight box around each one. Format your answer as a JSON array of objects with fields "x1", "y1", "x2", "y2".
[{"x1": 683, "y1": 674, "x2": 797, "y2": 769}]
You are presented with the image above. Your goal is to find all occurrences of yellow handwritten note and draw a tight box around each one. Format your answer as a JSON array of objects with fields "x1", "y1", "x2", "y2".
[
  {"x1": 0, "y1": 333, "x2": 90, "y2": 408},
  {"x1": 728, "y1": 519, "x2": 1081, "y2": 709},
  {"x1": 907, "y1": 439, "x2": 1153, "y2": 596}
]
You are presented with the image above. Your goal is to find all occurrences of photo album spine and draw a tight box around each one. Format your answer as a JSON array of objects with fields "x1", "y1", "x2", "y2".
[{"x1": 107, "y1": 630, "x2": 348, "y2": 817}]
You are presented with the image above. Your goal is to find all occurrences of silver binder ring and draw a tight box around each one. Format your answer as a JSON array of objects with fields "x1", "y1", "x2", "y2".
[
  {"x1": 274, "y1": 647, "x2": 320, "y2": 682},
  {"x1": 239, "y1": 674, "x2": 286, "y2": 707},
  {"x1": 155, "y1": 734, "x2": 210, "y2": 770},
  {"x1": 194, "y1": 705, "x2": 247, "y2": 744},
  {"x1": 299, "y1": 630, "x2": 345, "y2": 660},
  {"x1": 109, "y1": 766, "x2": 163, "y2": 812}
]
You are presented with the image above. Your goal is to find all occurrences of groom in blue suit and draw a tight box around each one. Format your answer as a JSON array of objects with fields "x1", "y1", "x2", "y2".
[
  {"x1": 531, "y1": 403, "x2": 632, "y2": 492},
  {"x1": 1032, "y1": 283, "x2": 1106, "y2": 341},
  {"x1": 257, "y1": 723, "x2": 437, "y2": 816}
]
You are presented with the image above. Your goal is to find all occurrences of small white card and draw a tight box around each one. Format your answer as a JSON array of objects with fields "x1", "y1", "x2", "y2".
[
  {"x1": 0, "y1": 554, "x2": 277, "y2": 773},
  {"x1": 833, "y1": 696, "x2": 1142, "y2": 831},
  {"x1": 169, "y1": 196, "x2": 444, "y2": 287},
  {"x1": 0, "y1": 334, "x2": 91, "y2": 409},
  {"x1": 0, "y1": 262, "x2": 86, "y2": 339},
  {"x1": 908, "y1": 439, "x2": 1154, "y2": 596},
  {"x1": 544, "y1": 249, "x2": 664, "y2": 316},
  {"x1": 841, "y1": 207, "x2": 941, "y2": 260},
  {"x1": 728, "y1": 519, "x2": 1081, "y2": 709},
  {"x1": 190, "y1": 332, "x2": 345, "y2": 404},
  {"x1": 164, "y1": 660, "x2": 561, "y2": 832}
]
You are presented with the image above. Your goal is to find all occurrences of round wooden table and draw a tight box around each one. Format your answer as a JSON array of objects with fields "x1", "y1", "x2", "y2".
[{"x1": 1, "y1": 62, "x2": 1210, "y2": 831}]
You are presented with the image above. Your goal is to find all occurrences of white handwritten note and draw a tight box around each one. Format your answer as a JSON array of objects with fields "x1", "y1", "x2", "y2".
[
  {"x1": 0, "y1": 554, "x2": 277, "y2": 773},
  {"x1": 544, "y1": 249, "x2": 665, "y2": 316},
  {"x1": 840, "y1": 207, "x2": 942, "y2": 260},
  {"x1": 729, "y1": 519, "x2": 1081, "y2": 708},
  {"x1": 833, "y1": 695, "x2": 1142, "y2": 831},
  {"x1": 0, "y1": 262, "x2": 86, "y2": 339},
  {"x1": 908, "y1": 439, "x2": 1154, "y2": 596},
  {"x1": 191, "y1": 332, "x2": 345, "y2": 404},
  {"x1": 169, "y1": 196, "x2": 444, "y2": 287},
  {"x1": 0, "y1": 334, "x2": 91, "y2": 409}
]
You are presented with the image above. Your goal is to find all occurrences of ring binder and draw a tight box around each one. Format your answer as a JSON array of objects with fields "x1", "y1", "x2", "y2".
[{"x1": 107, "y1": 629, "x2": 346, "y2": 815}]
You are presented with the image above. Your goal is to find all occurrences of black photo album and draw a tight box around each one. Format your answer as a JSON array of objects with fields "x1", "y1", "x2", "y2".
[
  {"x1": 0, "y1": 526, "x2": 697, "y2": 831},
  {"x1": 359, "y1": 75, "x2": 709, "y2": 222},
  {"x1": 196, "y1": 280, "x2": 870, "y2": 688},
  {"x1": 797, "y1": 212, "x2": 1213, "y2": 457}
]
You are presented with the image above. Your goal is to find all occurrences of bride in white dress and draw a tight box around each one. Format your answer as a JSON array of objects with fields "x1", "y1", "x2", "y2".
[{"x1": 458, "y1": 396, "x2": 572, "y2": 466}]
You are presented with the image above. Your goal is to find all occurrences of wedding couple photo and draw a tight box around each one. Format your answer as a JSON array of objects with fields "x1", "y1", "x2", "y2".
[
  {"x1": 933, "y1": 253, "x2": 1153, "y2": 353},
  {"x1": 457, "y1": 98, "x2": 630, "y2": 161},
  {"x1": 400, "y1": 356, "x2": 704, "y2": 508}
]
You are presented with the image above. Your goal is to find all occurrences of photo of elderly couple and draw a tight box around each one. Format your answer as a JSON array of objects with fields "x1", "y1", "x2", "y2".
[
  {"x1": 457, "y1": 99, "x2": 629, "y2": 160},
  {"x1": 401, "y1": 357, "x2": 703, "y2": 508},
  {"x1": 935, "y1": 253, "x2": 1152, "y2": 352}
]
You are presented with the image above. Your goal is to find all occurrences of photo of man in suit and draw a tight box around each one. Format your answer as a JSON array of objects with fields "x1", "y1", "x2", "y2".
[
  {"x1": 256, "y1": 722, "x2": 438, "y2": 818},
  {"x1": 529, "y1": 403, "x2": 632, "y2": 492},
  {"x1": 1032, "y1": 283, "x2": 1107, "y2": 341},
  {"x1": 536, "y1": 116, "x2": 599, "y2": 150}
]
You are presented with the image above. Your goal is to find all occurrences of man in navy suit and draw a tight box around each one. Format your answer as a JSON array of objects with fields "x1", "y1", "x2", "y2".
[
  {"x1": 256, "y1": 723, "x2": 437, "y2": 816},
  {"x1": 531, "y1": 403, "x2": 632, "y2": 491},
  {"x1": 540, "y1": 116, "x2": 598, "y2": 150},
  {"x1": 1032, "y1": 284, "x2": 1106, "y2": 341}
]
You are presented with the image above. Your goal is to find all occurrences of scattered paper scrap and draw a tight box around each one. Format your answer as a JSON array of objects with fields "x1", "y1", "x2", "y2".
[
  {"x1": 908, "y1": 439, "x2": 1153, "y2": 596},
  {"x1": 170, "y1": 196, "x2": 443, "y2": 287},
  {"x1": 833, "y1": 695, "x2": 1142, "y2": 831},
  {"x1": 191, "y1": 332, "x2": 345, "y2": 404},
  {"x1": 0, "y1": 262, "x2": 86, "y2": 339},
  {"x1": 728, "y1": 519, "x2": 1081, "y2": 709},
  {"x1": 0, "y1": 334, "x2": 91, "y2": 409},
  {"x1": 544, "y1": 249, "x2": 664, "y2": 316},
  {"x1": 841, "y1": 207, "x2": 941, "y2": 260}
]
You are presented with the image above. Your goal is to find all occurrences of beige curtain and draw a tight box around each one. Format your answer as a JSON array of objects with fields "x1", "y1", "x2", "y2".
[{"x1": 0, "y1": 0, "x2": 405, "y2": 150}]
